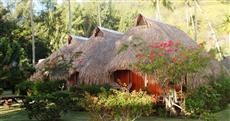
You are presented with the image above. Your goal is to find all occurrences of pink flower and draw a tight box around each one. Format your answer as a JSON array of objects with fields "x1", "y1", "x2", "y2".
[
  {"x1": 159, "y1": 42, "x2": 165, "y2": 48},
  {"x1": 167, "y1": 40, "x2": 174, "y2": 46},
  {"x1": 159, "y1": 52, "x2": 165, "y2": 57},
  {"x1": 166, "y1": 48, "x2": 174, "y2": 53}
]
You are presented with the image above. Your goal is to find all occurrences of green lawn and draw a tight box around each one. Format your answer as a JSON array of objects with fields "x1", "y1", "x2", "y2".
[
  {"x1": 0, "y1": 109, "x2": 229, "y2": 121},
  {"x1": 0, "y1": 109, "x2": 198, "y2": 121},
  {"x1": 0, "y1": 104, "x2": 229, "y2": 121}
]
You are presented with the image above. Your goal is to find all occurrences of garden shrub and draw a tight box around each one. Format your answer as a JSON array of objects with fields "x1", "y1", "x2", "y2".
[
  {"x1": 33, "y1": 80, "x2": 65, "y2": 94},
  {"x1": 83, "y1": 89, "x2": 155, "y2": 121},
  {"x1": 211, "y1": 76, "x2": 230, "y2": 108},
  {"x1": 23, "y1": 91, "x2": 74, "y2": 121},
  {"x1": 69, "y1": 84, "x2": 112, "y2": 112},
  {"x1": 16, "y1": 80, "x2": 65, "y2": 96},
  {"x1": 186, "y1": 85, "x2": 222, "y2": 115},
  {"x1": 185, "y1": 75, "x2": 230, "y2": 120},
  {"x1": 20, "y1": 80, "x2": 75, "y2": 121},
  {"x1": 16, "y1": 81, "x2": 34, "y2": 95},
  {"x1": 75, "y1": 84, "x2": 111, "y2": 96}
]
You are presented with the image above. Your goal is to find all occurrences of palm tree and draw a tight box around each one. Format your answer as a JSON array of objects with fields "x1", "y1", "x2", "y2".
[
  {"x1": 68, "y1": 0, "x2": 72, "y2": 34},
  {"x1": 151, "y1": 0, "x2": 174, "y2": 21},
  {"x1": 184, "y1": 0, "x2": 198, "y2": 41},
  {"x1": 97, "y1": 4, "x2": 101, "y2": 27},
  {"x1": 194, "y1": 0, "x2": 224, "y2": 59},
  {"x1": 30, "y1": 0, "x2": 35, "y2": 66}
]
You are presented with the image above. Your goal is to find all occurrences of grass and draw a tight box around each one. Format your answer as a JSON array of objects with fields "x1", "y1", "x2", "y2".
[
  {"x1": 1, "y1": 106, "x2": 230, "y2": 121},
  {"x1": 215, "y1": 104, "x2": 230, "y2": 121},
  {"x1": 0, "y1": 109, "x2": 199, "y2": 121}
]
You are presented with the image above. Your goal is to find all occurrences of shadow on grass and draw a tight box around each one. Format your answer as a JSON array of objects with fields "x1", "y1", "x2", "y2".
[{"x1": 0, "y1": 110, "x2": 32, "y2": 121}]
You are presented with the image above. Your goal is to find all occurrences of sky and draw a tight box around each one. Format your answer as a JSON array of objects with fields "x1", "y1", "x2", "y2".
[{"x1": 1, "y1": 0, "x2": 82, "y2": 12}]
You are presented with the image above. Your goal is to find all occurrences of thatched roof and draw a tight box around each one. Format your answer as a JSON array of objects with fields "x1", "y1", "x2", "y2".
[
  {"x1": 30, "y1": 36, "x2": 89, "y2": 81},
  {"x1": 107, "y1": 14, "x2": 198, "y2": 72},
  {"x1": 106, "y1": 14, "x2": 222, "y2": 88},
  {"x1": 69, "y1": 26, "x2": 123, "y2": 84},
  {"x1": 70, "y1": 35, "x2": 89, "y2": 45},
  {"x1": 30, "y1": 27, "x2": 123, "y2": 83},
  {"x1": 222, "y1": 56, "x2": 230, "y2": 71}
]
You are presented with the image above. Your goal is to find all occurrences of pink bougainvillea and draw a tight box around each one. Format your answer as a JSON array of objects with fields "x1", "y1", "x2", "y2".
[{"x1": 132, "y1": 40, "x2": 210, "y2": 97}]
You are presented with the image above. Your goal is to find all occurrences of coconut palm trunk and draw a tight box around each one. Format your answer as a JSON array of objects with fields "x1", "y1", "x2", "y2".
[
  {"x1": 155, "y1": 0, "x2": 161, "y2": 21},
  {"x1": 68, "y1": 0, "x2": 72, "y2": 34},
  {"x1": 30, "y1": 0, "x2": 35, "y2": 66},
  {"x1": 194, "y1": 1, "x2": 197, "y2": 42},
  {"x1": 194, "y1": 1, "x2": 224, "y2": 59},
  {"x1": 97, "y1": 4, "x2": 101, "y2": 26}
]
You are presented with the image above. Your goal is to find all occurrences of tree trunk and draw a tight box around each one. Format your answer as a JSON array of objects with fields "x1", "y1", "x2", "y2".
[
  {"x1": 194, "y1": 1, "x2": 224, "y2": 59},
  {"x1": 97, "y1": 4, "x2": 101, "y2": 26},
  {"x1": 194, "y1": 1, "x2": 197, "y2": 42},
  {"x1": 68, "y1": 0, "x2": 72, "y2": 34},
  {"x1": 30, "y1": 0, "x2": 35, "y2": 66},
  {"x1": 155, "y1": 0, "x2": 161, "y2": 21}
]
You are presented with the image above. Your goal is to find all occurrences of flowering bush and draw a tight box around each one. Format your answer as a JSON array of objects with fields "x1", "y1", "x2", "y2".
[
  {"x1": 83, "y1": 89, "x2": 155, "y2": 121},
  {"x1": 133, "y1": 40, "x2": 210, "y2": 86}
]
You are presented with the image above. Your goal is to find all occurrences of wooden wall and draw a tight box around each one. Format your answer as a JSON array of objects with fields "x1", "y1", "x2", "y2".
[{"x1": 113, "y1": 70, "x2": 144, "y2": 91}]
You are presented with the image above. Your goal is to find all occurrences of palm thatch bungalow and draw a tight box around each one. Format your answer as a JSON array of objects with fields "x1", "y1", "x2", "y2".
[
  {"x1": 30, "y1": 36, "x2": 89, "y2": 82},
  {"x1": 68, "y1": 26, "x2": 123, "y2": 85},
  {"x1": 31, "y1": 14, "x2": 225, "y2": 90},
  {"x1": 106, "y1": 14, "x2": 222, "y2": 89},
  {"x1": 30, "y1": 27, "x2": 123, "y2": 86}
]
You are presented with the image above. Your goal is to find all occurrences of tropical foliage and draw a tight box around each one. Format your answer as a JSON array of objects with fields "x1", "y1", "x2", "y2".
[
  {"x1": 185, "y1": 75, "x2": 230, "y2": 120},
  {"x1": 84, "y1": 89, "x2": 154, "y2": 121}
]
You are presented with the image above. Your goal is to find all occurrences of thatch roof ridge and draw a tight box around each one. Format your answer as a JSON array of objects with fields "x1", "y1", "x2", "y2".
[
  {"x1": 98, "y1": 26, "x2": 123, "y2": 35},
  {"x1": 71, "y1": 35, "x2": 89, "y2": 42},
  {"x1": 135, "y1": 13, "x2": 197, "y2": 46},
  {"x1": 91, "y1": 26, "x2": 123, "y2": 38}
]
